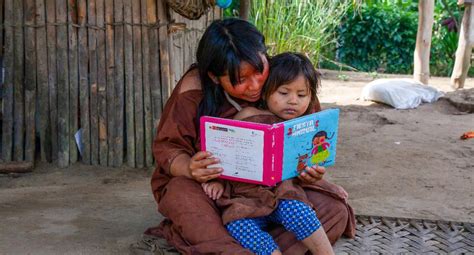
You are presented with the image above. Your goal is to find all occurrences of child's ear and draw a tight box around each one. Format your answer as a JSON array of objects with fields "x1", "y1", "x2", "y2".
[{"x1": 207, "y1": 72, "x2": 219, "y2": 84}]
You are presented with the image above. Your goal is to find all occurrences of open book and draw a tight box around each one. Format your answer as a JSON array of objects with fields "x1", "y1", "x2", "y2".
[{"x1": 200, "y1": 108, "x2": 339, "y2": 186}]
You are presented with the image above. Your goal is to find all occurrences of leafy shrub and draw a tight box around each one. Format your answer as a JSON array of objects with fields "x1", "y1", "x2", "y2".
[{"x1": 337, "y1": 4, "x2": 418, "y2": 74}]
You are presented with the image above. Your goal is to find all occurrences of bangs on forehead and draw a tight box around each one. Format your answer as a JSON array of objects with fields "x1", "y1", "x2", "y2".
[{"x1": 225, "y1": 51, "x2": 265, "y2": 87}]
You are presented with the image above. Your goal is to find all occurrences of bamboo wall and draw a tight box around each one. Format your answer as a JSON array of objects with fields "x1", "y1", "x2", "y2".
[{"x1": 0, "y1": 0, "x2": 221, "y2": 168}]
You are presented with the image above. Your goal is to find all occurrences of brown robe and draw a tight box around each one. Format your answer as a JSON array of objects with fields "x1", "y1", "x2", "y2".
[{"x1": 148, "y1": 68, "x2": 356, "y2": 254}]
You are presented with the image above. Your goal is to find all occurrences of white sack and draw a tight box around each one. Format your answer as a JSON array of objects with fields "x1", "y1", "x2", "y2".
[{"x1": 360, "y1": 78, "x2": 444, "y2": 109}]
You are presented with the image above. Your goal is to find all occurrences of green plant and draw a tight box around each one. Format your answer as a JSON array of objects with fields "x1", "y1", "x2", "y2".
[
  {"x1": 249, "y1": 1, "x2": 353, "y2": 65},
  {"x1": 337, "y1": 74, "x2": 349, "y2": 81},
  {"x1": 337, "y1": 3, "x2": 418, "y2": 74}
]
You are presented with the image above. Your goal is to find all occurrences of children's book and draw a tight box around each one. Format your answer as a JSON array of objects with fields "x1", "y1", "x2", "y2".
[{"x1": 200, "y1": 108, "x2": 339, "y2": 186}]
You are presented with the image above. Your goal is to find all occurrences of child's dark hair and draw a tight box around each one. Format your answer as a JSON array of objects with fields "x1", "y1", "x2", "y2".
[
  {"x1": 196, "y1": 18, "x2": 267, "y2": 119},
  {"x1": 262, "y1": 52, "x2": 321, "y2": 114}
]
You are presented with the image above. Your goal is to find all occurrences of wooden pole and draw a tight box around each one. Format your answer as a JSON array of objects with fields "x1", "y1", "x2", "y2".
[
  {"x1": 36, "y1": 0, "x2": 49, "y2": 162},
  {"x1": 46, "y1": 0, "x2": 58, "y2": 162},
  {"x1": 413, "y1": 0, "x2": 434, "y2": 85},
  {"x1": 0, "y1": 162, "x2": 34, "y2": 174},
  {"x1": 148, "y1": 0, "x2": 162, "y2": 144},
  {"x1": 88, "y1": 0, "x2": 99, "y2": 165},
  {"x1": 97, "y1": 0, "x2": 108, "y2": 166},
  {"x1": 240, "y1": 0, "x2": 250, "y2": 20},
  {"x1": 142, "y1": 0, "x2": 153, "y2": 167},
  {"x1": 68, "y1": 0, "x2": 79, "y2": 164},
  {"x1": 24, "y1": 0, "x2": 37, "y2": 163},
  {"x1": 57, "y1": 0, "x2": 70, "y2": 167},
  {"x1": 13, "y1": 0, "x2": 25, "y2": 161},
  {"x1": 2, "y1": 0, "x2": 13, "y2": 161},
  {"x1": 78, "y1": 0, "x2": 91, "y2": 164},
  {"x1": 132, "y1": 0, "x2": 144, "y2": 168},
  {"x1": 113, "y1": 0, "x2": 124, "y2": 167},
  {"x1": 157, "y1": 0, "x2": 171, "y2": 105},
  {"x1": 451, "y1": 2, "x2": 473, "y2": 89},
  {"x1": 105, "y1": 0, "x2": 115, "y2": 166},
  {"x1": 124, "y1": 0, "x2": 136, "y2": 167}
]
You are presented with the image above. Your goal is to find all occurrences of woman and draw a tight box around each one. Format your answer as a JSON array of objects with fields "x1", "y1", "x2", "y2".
[{"x1": 148, "y1": 18, "x2": 355, "y2": 254}]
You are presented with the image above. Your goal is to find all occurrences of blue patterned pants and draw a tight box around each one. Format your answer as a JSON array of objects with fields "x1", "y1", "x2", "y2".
[{"x1": 225, "y1": 199, "x2": 321, "y2": 255}]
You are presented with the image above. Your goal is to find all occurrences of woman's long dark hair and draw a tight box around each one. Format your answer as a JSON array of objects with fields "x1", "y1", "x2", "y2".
[{"x1": 196, "y1": 18, "x2": 267, "y2": 120}]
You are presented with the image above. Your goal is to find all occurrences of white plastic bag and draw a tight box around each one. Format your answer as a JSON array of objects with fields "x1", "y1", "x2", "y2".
[{"x1": 360, "y1": 78, "x2": 444, "y2": 109}]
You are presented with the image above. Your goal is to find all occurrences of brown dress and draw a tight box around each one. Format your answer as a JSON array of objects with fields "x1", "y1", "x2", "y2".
[{"x1": 147, "y1": 68, "x2": 356, "y2": 254}]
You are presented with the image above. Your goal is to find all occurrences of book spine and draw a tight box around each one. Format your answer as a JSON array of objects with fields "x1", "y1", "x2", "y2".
[{"x1": 272, "y1": 124, "x2": 284, "y2": 184}]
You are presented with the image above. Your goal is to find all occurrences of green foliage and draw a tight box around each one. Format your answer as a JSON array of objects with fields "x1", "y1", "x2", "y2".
[
  {"x1": 249, "y1": 1, "x2": 353, "y2": 65},
  {"x1": 337, "y1": 3, "x2": 418, "y2": 74},
  {"x1": 336, "y1": 0, "x2": 467, "y2": 76}
]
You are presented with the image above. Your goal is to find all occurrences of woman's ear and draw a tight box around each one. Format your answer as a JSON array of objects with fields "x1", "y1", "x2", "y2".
[{"x1": 207, "y1": 72, "x2": 219, "y2": 84}]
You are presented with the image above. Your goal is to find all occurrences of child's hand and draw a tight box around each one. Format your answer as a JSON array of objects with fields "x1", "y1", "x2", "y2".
[
  {"x1": 201, "y1": 181, "x2": 224, "y2": 200},
  {"x1": 298, "y1": 165, "x2": 325, "y2": 184}
]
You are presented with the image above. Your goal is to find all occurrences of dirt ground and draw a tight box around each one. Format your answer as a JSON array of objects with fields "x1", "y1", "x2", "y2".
[{"x1": 0, "y1": 70, "x2": 472, "y2": 254}]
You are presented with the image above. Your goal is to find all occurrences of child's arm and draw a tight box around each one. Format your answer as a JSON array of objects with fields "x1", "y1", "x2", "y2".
[{"x1": 202, "y1": 180, "x2": 225, "y2": 200}]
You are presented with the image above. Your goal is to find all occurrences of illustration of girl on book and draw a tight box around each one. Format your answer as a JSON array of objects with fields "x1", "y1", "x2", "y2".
[
  {"x1": 311, "y1": 131, "x2": 334, "y2": 165},
  {"x1": 201, "y1": 52, "x2": 336, "y2": 255}
]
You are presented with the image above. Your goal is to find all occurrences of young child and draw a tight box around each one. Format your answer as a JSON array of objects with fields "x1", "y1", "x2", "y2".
[{"x1": 202, "y1": 52, "x2": 334, "y2": 255}]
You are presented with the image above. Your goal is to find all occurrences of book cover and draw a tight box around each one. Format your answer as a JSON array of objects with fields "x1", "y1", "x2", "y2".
[{"x1": 200, "y1": 108, "x2": 339, "y2": 186}]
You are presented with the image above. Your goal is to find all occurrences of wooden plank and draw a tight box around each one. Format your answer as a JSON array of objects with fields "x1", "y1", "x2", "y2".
[
  {"x1": 2, "y1": 0, "x2": 13, "y2": 161},
  {"x1": 157, "y1": 0, "x2": 171, "y2": 105},
  {"x1": 124, "y1": 0, "x2": 135, "y2": 167},
  {"x1": 141, "y1": 0, "x2": 152, "y2": 167},
  {"x1": 68, "y1": 0, "x2": 79, "y2": 163},
  {"x1": 36, "y1": 0, "x2": 49, "y2": 162},
  {"x1": 88, "y1": 0, "x2": 99, "y2": 165},
  {"x1": 132, "y1": 0, "x2": 144, "y2": 168},
  {"x1": 46, "y1": 0, "x2": 58, "y2": 162},
  {"x1": 13, "y1": 0, "x2": 25, "y2": 161},
  {"x1": 0, "y1": 0, "x2": 3, "y2": 58},
  {"x1": 0, "y1": 162, "x2": 34, "y2": 174},
  {"x1": 96, "y1": 0, "x2": 108, "y2": 166},
  {"x1": 57, "y1": 0, "x2": 70, "y2": 167},
  {"x1": 105, "y1": 0, "x2": 115, "y2": 166},
  {"x1": 24, "y1": 0, "x2": 37, "y2": 163},
  {"x1": 113, "y1": 0, "x2": 124, "y2": 167},
  {"x1": 78, "y1": 0, "x2": 90, "y2": 164},
  {"x1": 147, "y1": 0, "x2": 162, "y2": 142}
]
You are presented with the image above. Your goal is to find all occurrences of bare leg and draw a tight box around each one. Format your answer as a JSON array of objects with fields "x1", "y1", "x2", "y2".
[{"x1": 301, "y1": 228, "x2": 334, "y2": 255}]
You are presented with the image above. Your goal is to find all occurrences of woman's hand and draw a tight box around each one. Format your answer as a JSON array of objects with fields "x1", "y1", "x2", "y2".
[
  {"x1": 202, "y1": 181, "x2": 225, "y2": 200},
  {"x1": 188, "y1": 151, "x2": 223, "y2": 183},
  {"x1": 298, "y1": 165, "x2": 325, "y2": 184}
]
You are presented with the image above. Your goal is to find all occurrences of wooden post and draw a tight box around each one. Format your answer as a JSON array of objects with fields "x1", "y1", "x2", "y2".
[
  {"x1": 78, "y1": 0, "x2": 91, "y2": 164},
  {"x1": 2, "y1": 0, "x2": 14, "y2": 161},
  {"x1": 240, "y1": 0, "x2": 250, "y2": 20},
  {"x1": 88, "y1": 0, "x2": 99, "y2": 165},
  {"x1": 114, "y1": 0, "x2": 125, "y2": 167},
  {"x1": 36, "y1": 0, "x2": 49, "y2": 162},
  {"x1": 133, "y1": 0, "x2": 144, "y2": 168},
  {"x1": 451, "y1": 1, "x2": 473, "y2": 89},
  {"x1": 97, "y1": 0, "x2": 108, "y2": 166},
  {"x1": 24, "y1": 0, "x2": 37, "y2": 163},
  {"x1": 413, "y1": 0, "x2": 434, "y2": 85},
  {"x1": 124, "y1": 0, "x2": 136, "y2": 167},
  {"x1": 68, "y1": 0, "x2": 79, "y2": 164},
  {"x1": 13, "y1": 0, "x2": 25, "y2": 161},
  {"x1": 57, "y1": 0, "x2": 70, "y2": 167},
  {"x1": 157, "y1": 0, "x2": 171, "y2": 104},
  {"x1": 148, "y1": 0, "x2": 162, "y2": 158},
  {"x1": 142, "y1": 0, "x2": 153, "y2": 167},
  {"x1": 105, "y1": 0, "x2": 115, "y2": 166},
  {"x1": 46, "y1": 0, "x2": 58, "y2": 162}
]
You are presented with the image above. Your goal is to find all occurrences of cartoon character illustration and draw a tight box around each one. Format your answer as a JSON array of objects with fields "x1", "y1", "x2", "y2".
[
  {"x1": 287, "y1": 127, "x2": 293, "y2": 136},
  {"x1": 310, "y1": 131, "x2": 334, "y2": 165},
  {"x1": 296, "y1": 154, "x2": 309, "y2": 174}
]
